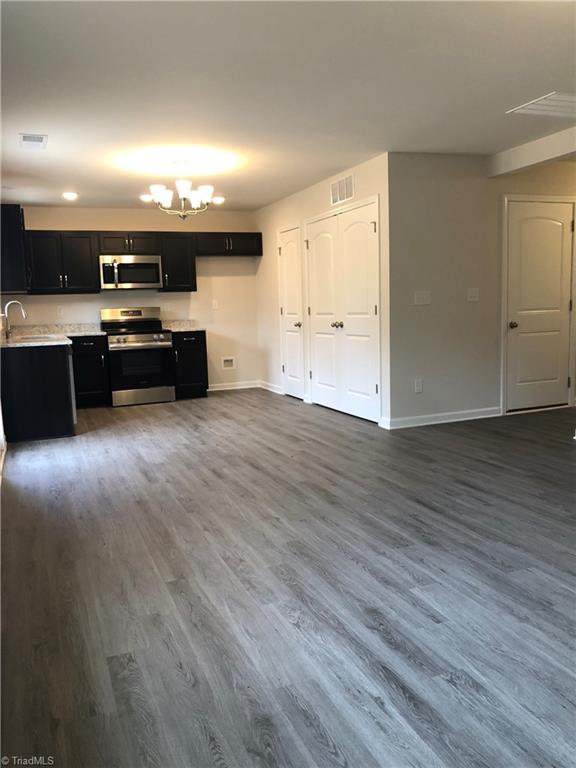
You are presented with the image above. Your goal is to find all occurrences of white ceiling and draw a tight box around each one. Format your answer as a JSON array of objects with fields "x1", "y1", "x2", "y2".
[{"x1": 2, "y1": 1, "x2": 575, "y2": 210}]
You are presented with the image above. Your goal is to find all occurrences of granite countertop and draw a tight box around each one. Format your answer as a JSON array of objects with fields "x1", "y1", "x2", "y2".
[
  {"x1": 163, "y1": 320, "x2": 206, "y2": 332},
  {"x1": 10, "y1": 323, "x2": 106, "y2": 337},
  {"x1": 1, "y1": 333, "x2": 72, "y2": 349}
]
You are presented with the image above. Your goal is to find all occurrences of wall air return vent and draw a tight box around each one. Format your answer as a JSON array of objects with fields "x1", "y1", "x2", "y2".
[
  {"x1": 506, "y1": 91, "x2": 576, "y2": 119},
  {"x1": 19, "y1": 133, "x2": 48, "y2": 149},
  {"x1": 330, "y1": 174, "x2": 354, "y2": 206},
  {"x1": 221, "y1": 357, "x2": 236, "y2": 369}
]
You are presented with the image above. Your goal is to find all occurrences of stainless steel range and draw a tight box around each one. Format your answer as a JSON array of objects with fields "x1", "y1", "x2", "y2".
[{"x1": 100, "y1": 307, "x2": 175, "y2": 406}]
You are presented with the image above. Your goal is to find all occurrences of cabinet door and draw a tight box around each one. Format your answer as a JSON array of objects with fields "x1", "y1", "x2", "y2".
[
  {"x1": 72, "y1": 338, "x2": 110, "y2": 407},
  {"x1": 99, "y1": 233, "x2": 130, "y2": 254},
  {"x1": 195, "y1": 233, "x2": 229, "y2": 256},
  {"x1": 228, "y1": 232, "x2": 263, "y2": 256},
  {"x1": 1, "y1": 205, "x2": 28, "y2": 293},
  {"x1": 129, "y1": 233, "x2": 159, "y2": 254},
  {"x1": 173, "y1": 332, "x2": 208, "y2": 398},
  {"x1": 61, "y1": 233, "x2": 99, "y2": 292},
  {"x1": 28, "y1": 232, "x2": 63, "y2": 292},
  {"x1": 160, "y1": 236, "x2": 197, "y2": 291}
]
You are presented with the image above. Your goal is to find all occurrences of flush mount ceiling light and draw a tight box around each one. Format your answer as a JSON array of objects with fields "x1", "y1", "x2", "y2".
[
  {"x1": 62, "y1": 191, "x2": 78, "y2": 201},
  {"x1": 141, "y1": 181, "x2": 225, "y2": 219},
  {"x1": 506, "y1": 91, "x2": 576, "y2": 118},
  {"x1": 115, "y1": 145, "x2": 242, "y2": 177}
]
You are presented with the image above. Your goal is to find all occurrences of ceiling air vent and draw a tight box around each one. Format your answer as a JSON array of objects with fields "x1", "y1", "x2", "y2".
[
  {"x1": 19, "y1": 133, "x2": 48, "y2": 149},
  {"x1": 330, "y1": 174, "x2": 354, "y2": 206},
  {"x1": 506, "y1": 91, "x2": 576, "y2": 118}
]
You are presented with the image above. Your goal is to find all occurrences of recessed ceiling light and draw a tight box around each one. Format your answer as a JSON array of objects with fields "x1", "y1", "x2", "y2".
[
  {"x1": 62, "y1": 191, "x2": 78, "y2": 201},
  {"x1": 139, "y1": 193, "x2": 153, "y2": 202},
  {"x1": 114, "y1": 145, "x2": 243, "y2": 177}
]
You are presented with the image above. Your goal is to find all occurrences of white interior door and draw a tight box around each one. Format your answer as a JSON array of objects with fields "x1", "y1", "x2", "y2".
[
  {"x1": 507, "y1": 200, "x2": 573, "y2": 411},
  {"x1": 307, "y1": 216, "x2": 340, "y2": 411},
  {"x1": 306, "y1": 202, "x2": 380, "y2": 422},
  {"x1": 337, "y1": 203, "x2": 380, "y2": 421},
  {"x1": 279, "y1": 228, "x2": 305, "y2": 398}
]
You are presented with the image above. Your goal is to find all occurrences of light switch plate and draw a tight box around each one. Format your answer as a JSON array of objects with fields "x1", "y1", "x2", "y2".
[
  {"x1": 414, "y1": 290, "x2": 431, "y2": 306},
  {"x1": 467, "y1": 287, "x2": 480, "y2": 303},
  {"x1": 414, "y1": 377, "x2": 423, "y2": 394}
]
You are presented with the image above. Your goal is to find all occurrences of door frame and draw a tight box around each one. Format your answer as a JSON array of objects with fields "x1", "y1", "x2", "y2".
[
  {"x1": 277, "y1": 223, "x2": 304, "y2": 398},
  {"x1": 303, "y1": 194, "x2": 382, "y2": 418},
  {"x1": 501, "y1": 194, "x2": 576, "y2": 414}
]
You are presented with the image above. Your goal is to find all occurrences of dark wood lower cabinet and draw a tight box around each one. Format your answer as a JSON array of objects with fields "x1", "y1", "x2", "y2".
[
  {"x1": 173, "y1": 330, "x2": 208, "y2": 399},
  {"x1": 71, "y1": 336, "x2": 111, "y2": 407},
  {"x1": 1, "y1": 345, "x2": 76, "y2": 442}
]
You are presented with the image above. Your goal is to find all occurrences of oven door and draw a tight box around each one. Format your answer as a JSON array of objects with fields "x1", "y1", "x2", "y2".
[
  {"x1": 109, "y1": 346, "x2": 175, "y2": 405},
  {"x1": 100, "y1": 254, "x2": 163, "y2": 289}
]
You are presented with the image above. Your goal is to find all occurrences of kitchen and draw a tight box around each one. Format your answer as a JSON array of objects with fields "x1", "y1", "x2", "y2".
[{"x1": 1, "y1": 206, "x2": 263, "y2": 441}]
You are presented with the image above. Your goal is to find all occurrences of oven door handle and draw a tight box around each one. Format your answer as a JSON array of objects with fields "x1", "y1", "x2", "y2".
[{"x1": 108, "y1": 342, "x2": 173, "y2": 351}]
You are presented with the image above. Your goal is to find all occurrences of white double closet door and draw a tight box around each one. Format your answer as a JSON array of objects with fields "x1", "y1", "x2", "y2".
[{"x1": 307, "y1": 202, "x2": 380, "y2": 422}]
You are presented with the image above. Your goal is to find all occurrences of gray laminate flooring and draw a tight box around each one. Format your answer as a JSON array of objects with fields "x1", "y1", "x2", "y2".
[{"x1": 2, "y1": 390, "x2": 575, "y2": 768}]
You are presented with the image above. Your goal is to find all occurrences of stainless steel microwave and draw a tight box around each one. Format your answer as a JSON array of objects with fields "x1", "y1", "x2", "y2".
[{"x1": 99, "y1": 254, "x2": 163, "y2": 290}]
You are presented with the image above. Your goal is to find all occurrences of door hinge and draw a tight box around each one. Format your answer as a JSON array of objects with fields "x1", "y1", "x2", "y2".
[
  {"x1": 570, "y1": 299, "x2": 573, "y2": 312},
  {"x1": 571, "y1": 220, "x2": 575, "y2": 232},
  {"x1": 307, "y1": 306, "x2": 311, "y2": 315},
  {"x1": 309, "y1": 370, "x2": 312, "y2": 379},
  {"x1": 278, "y1": 246, "x2": 282, "y2": 255},
  {"x1": 280, "y1": 306, "x2": 283, "y2": 315},
  {"x1": 371, "y1": 221, "x2": 377, "y2": 233},
  {"x1": 305, "y1": 239, "x2": 310, "y2": 250},
  {"x1": 375, "y1": 384, "x2": 379, "y2": 394},
  {"x1": 569, "y1": 376, "x2": 572, "y2": 388},
  {"x1": 282, "y1": 364, "x2": 285, "y2": 373},
  {"x1": 374, "y1": 304, "x2": 378, "y2": 316}
]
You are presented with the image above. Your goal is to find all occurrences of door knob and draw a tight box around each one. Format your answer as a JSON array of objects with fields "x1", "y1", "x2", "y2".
[
  {"x1": 508, "y1": 321, "x2": 519, "y2": 329},
  {"x1": 294, "y1": 321, "x2": 302, "y2": 328},
  {"x1": 330, "y1": 321, "x2": 338, "y2": 328},
  {"x1": 336, "y1": 321, "x2": 344, "y2": 328}
]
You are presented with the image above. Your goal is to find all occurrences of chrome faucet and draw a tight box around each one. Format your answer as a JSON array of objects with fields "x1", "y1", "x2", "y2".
[{"x1": 3, "y1": 300, "x2": 28, "y2": 338}]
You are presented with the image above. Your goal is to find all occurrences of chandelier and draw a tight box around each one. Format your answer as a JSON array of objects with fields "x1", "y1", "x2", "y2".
[{"x1": 141, "y1": 180, "x2": 225, "y2": 220}]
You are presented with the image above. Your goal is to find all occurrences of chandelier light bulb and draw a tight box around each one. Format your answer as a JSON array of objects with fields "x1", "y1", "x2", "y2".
[
  {"x1": 198, "y1": 185, "x2": 214, "y2": 204},
  {"x1": 212, "y1": 196, "x2": 225, "y2": 205},
  {"x1": 160, "y1": 189, "x2": 174, "y2": 208},
  {"x1": 188, "y1": 190, "x2": 202, "y2": 209},
  {"x1": 175, "y1": 178, "x2": 192, "y2": 199},
  {"x1": 149, "y1": 184, "x2": 166, "y2": 203},
  {"x1": 140, "y1": 194, "x2": 153, "y2": 203}
]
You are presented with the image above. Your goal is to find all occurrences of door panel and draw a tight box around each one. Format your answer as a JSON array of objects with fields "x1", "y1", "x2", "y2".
[
  {"x1": 307, "y1": 216, "x2": 339, "y2": 410},
  {"x1": 279, "y1": 228, "x2": 304, "y2": 398},
  {"x1": 337, "y1": 204, "x2": 380, "y2": 421},
  {"x1": 61, "y1": 234, "x2": 99, "y2": 292},
  {"x1": 28, "y1": 232, "x2": 62, "y2": 292},
  {"x1": 160, "y1": 236, "x2": 197, "y2": 291},
  {"x1": 507, "y1": 201, "x2": 573, "y2": 411}
]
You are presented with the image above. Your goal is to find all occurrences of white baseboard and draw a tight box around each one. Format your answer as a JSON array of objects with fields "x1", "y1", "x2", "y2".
[
  {"x1": 379, "y1": 406, "x2": 501, "y2": 430},
  {"x1": 259, "y1": 381, "x2": 284, "y2": 394},
  {"x1": 208, "y1": 380, "x2": 261, "y2": 392}
]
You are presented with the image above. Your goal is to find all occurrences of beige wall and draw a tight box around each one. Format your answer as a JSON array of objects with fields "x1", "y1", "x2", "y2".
[
  {"x1": 256, "y1": 152, "x2": 391, "y2": 412},
  {"x1": 17, "y1": 207, "x2": 261, "y2": 387},
  {"x1": 388, "y1": 154, "x2": 576, "y2": 422}
]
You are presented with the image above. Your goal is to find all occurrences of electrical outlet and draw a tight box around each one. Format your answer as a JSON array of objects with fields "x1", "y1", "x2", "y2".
[
  {"x1": 467, "y1": 287, "x2": 480, "y2": 303},
  {"x1": 414, "y1": 377, "x2": 423, "y2": 394},
  {"x1": 414, "y1": 290, "x2": 431, "y2": 306}
]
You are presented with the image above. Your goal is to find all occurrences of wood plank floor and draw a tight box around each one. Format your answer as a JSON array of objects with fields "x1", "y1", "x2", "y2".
[{"x1": 2, "y1": 390, "x2": 575, "y2": 768}]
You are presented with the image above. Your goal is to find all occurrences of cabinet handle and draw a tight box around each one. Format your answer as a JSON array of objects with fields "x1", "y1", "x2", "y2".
[
  {"x1": 174, "y1": 349, "x2": 179, "y2": 363},
  {"x1": 64, "y1": 274, "x2": 68, "y2": 288},
  {"x1": 228, "y1": 236, "x2": 233, "y2": 252},
  {"x1": 224, "y1": 237, "x2": 228, "y2": 252},
  {"x1": 183, "y1": 336, "x2": 196, "y2": 341},
  {"x1": 80, "y1": 341, "x2": 95, "y2": 346},
  {"x1": 164, "y1": 273, "x2": 169, "y2": 287},
  {"x1": 59, "y1": 274, "x2": 63, "y2": 288},
  {"x1": 101, "y1": 354, "x2": 105, "y2": 368}
]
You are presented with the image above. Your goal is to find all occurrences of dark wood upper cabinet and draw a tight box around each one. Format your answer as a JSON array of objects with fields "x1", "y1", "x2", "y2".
[
  {"x1": 28, "y1": 231, "x2": 99, "y2": 293},
  {"x1": 99, "y1": 232, "x2": 159, "y2": 254},
  {"x1": 160, "y1": 235, "x2": 197, "y2": 292},
  {"x1": 61, "y1": 233, "x2": 99, "y2": 292},
  {"x1": 196, "y1": 232, "x2": 262, "y2": 256},
  {"x1": 28, "y1": 232, "x2": 62, "y2": 292},
  {"x1": 1, "y1": 204, "x2": 28, "y2": 294}
]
